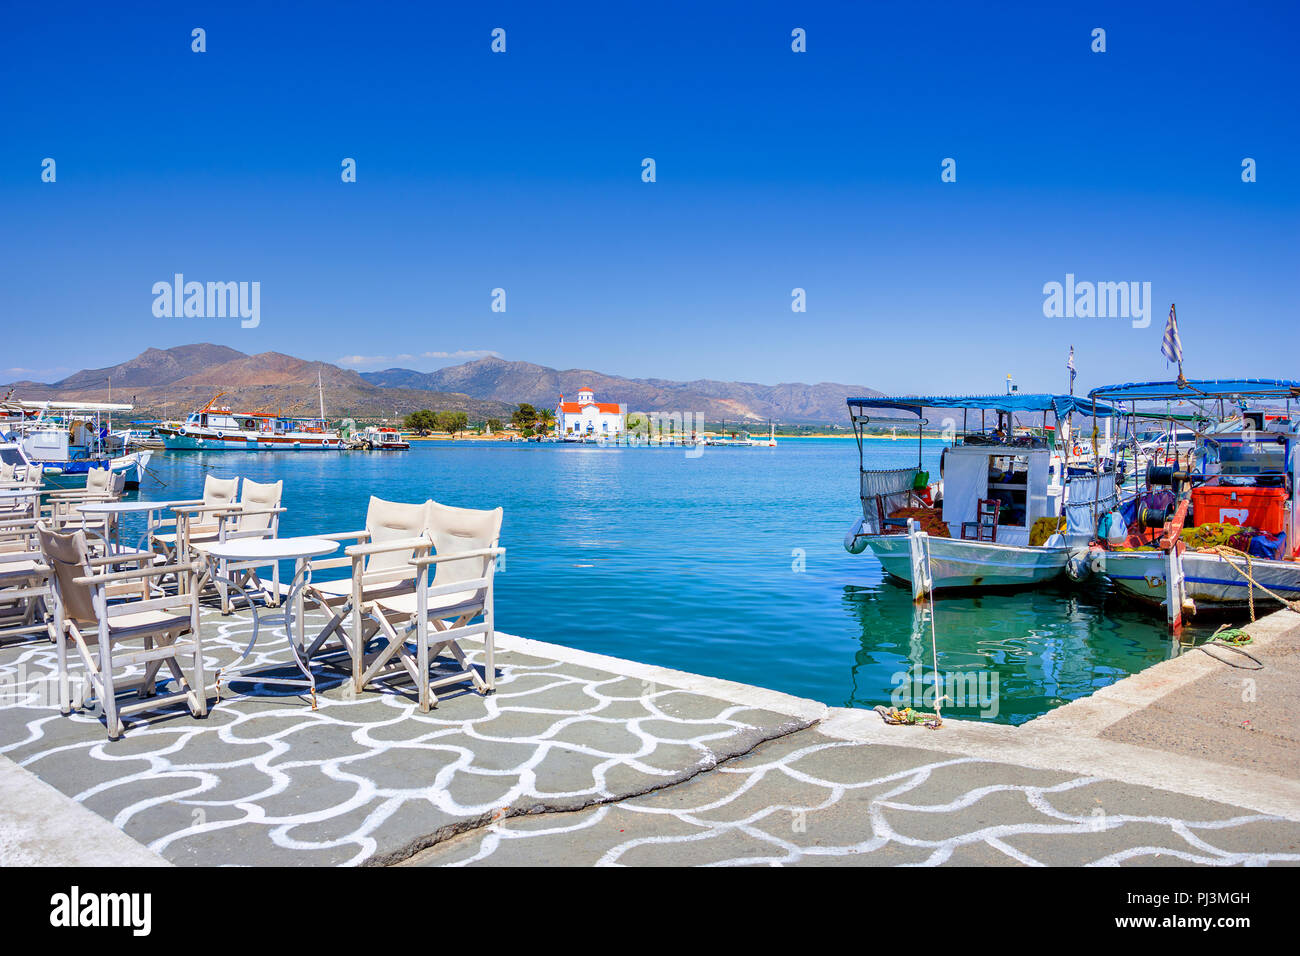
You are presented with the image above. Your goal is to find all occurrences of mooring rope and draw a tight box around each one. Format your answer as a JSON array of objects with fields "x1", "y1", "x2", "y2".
[{"x1": 1204, "y1": 545, "x2": 1300, "y2": 619}]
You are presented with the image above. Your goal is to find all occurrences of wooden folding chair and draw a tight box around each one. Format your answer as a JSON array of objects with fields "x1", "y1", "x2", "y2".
[
  {"x1": 39, "y1": 524, "x2": 206, "y2": 739},
  {"x1": 190, "y1": 478, "x2": 285, "y2": 612},
  {"x1": 361, "y1": 502, "x2": 504, "y2": 711},
  {"x1": 299, "y1": 497, "x2": 431, "y2": 686}
]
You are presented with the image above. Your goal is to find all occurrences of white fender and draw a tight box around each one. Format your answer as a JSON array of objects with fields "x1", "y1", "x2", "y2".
[{"x1": 844, "y1": 516, "x2": 869, "y2": 554}]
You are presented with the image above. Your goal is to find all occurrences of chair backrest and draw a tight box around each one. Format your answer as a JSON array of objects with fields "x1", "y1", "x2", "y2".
[
  {"x1": 203, "y1": 475, "x2": 240, "y2": 507},
  {"x1": 237, "y1": 479, "x2": 283, "y2": 533},
  {"x1": 363, "y1": 496, "x2": 432, "y2": 576},
  {"x1": 37, "y1": 523, "x2": 97, "y2": 626},
  {"x1": 0, "y1": 461, "x2": 12, "y2": 481},
  {"x1": 426, "y1": 501, "x2": 503, "y2": 591},
  {"x1": 85, "y1": 467, "x2": 113, "y2": 494},
  {"x1": 975, "y1": 498, "x2": 1000, "y2": 541}
]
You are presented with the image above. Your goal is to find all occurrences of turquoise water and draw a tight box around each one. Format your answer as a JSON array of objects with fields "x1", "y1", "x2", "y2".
[{"x1": 125, "y1": 438, "x2": 1206, "y2": 725}]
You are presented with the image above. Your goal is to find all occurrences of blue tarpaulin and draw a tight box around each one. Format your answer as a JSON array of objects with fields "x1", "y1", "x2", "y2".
[
  {"x1": 846, "y1": 393, "x2": 1119, "y2": 419},
  {"x1": 1089, "y1": 379, "x2": 1300, "y2": 402}
]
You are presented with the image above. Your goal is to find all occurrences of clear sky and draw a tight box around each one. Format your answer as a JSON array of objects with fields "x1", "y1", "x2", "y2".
[{"x1": 2, "y1": 1, "x2": 1296, "y2": 395}]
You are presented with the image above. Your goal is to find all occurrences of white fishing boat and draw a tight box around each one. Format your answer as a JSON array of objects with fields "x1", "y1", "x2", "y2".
[
  {"x1": 358, "y1": 425, "x2": 410, "y2": 450},
  {"x1": 843, "y1": 392, "x2": 1124, "y2": 595},
  {"x1": 1088, "y1": 378, "x2": 1300, "y2": 627},
  {"x1": 156, "y1": 386, "x2": 344, "y2": 451},
  {"x1": 0, "y1": 399, "x2": 152, "y2": 489}
]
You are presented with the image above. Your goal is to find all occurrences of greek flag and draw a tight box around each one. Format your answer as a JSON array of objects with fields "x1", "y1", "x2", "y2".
[{"x1": 1161, "y1": 304, "x2": 1182, "y2": 366}]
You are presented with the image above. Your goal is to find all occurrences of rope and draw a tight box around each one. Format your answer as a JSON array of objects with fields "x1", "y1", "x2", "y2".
[
  {"x1": 1196, "y1": 624, "x2": 1264, "y2": 669},
  {"x1": 1204, "y1": 545, "x2": 1300, "y2": 618}
]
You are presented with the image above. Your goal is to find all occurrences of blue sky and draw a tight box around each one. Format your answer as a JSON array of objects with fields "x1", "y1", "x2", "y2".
[{"x1": 2, "y1": 1, "x2": 1296, "y2": 395}]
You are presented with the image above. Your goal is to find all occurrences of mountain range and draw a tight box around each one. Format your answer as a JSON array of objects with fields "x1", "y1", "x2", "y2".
[
  {"x1": 361, "y1": 356, "x2": 879, "y2": 423},
  {"x1": 4, "y1": 345, "x2": 880, "y2": 424}
]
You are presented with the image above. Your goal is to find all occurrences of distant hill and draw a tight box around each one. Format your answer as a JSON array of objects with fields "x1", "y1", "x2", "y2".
[
  {"x1": 363, "y1": 356, "x2": 880, "y2": 424},
  {"x1": 5, "y1": 344, "x2": 881, "y2": 424},
  {"x1": 6, "y1": 345, "x2": 513, "y2": 422}
]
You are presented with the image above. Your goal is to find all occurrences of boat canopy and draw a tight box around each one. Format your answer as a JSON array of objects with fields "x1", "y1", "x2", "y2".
[
  {"x1": 1089, "y1": 379, "x2": 1300, "y2": 402},
  {"x1": 846, "y1": 393, "x2": 1118, "y2": 419}
]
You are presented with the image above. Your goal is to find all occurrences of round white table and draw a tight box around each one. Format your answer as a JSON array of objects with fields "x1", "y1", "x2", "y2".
[
  {"x1": 76, "y1": 499, "x2": 178, "y2": 556},
  {"x1": 198, "y1": 536, "x2": 339, "y2": 707}
]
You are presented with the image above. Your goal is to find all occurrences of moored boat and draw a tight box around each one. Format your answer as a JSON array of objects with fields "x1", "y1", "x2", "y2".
[
  {"x1": 1088, "y1": 378, "x2": 1300, "y2": 626},
  {"x1": 843, "y1": 392, "x2": 1124, "y2": 595},
  {"x1": 156, "y1": 392, "x2": 344, "y2": 451},
  {"x1": 0, "y1": 399, "x2": 151, "y2": 489}
]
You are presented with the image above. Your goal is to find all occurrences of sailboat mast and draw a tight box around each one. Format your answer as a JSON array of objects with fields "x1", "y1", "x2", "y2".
[{"x1": 318, "y1": 370, "x2": 326, "y2": 420}]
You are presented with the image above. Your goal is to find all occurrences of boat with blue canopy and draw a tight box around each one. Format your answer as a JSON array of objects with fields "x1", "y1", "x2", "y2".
[
  {"x1": 1087, "y1": 379, "x2": 1300, "y2": 628},
  {"x1": 843, "y1": 392, "x2": 1125, "y2": 595}
]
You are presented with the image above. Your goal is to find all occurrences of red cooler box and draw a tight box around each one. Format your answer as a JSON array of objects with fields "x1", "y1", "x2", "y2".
[{"x1": 1191, "y1": 483, "x2": 1287, "y2": 534}]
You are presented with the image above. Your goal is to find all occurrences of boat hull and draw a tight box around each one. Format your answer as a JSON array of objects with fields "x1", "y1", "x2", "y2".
[
  {"x1": 1100, "y1": 549, "x2": 1300, "y2": 611},
  {"x1": 866, "y1": 534, "x2": 1070, "y2": 591},
  {"x1": 38, "y1": 451, "x2": 152, "y2": 491},
  {"x1": 158, "y1": 429, "x2": 343, "y2": 451}
]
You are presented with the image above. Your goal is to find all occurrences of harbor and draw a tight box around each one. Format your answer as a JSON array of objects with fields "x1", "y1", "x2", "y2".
[{"x1": 3, "y1": 1, "x2": 1296, "y2": 919}]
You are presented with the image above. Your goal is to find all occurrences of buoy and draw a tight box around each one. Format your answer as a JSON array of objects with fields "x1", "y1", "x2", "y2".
[
  {"x1": 844, "y1": 516, "x2": 869, "y2": 554},
  {"x1": 1066, "y1": 547, "x2": 1095, "y2": 582}
]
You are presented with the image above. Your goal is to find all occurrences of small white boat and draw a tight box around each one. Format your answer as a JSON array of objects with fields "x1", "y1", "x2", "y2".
[{"x1": 0, "y1": 399, "x2": 152, "y2": 489}]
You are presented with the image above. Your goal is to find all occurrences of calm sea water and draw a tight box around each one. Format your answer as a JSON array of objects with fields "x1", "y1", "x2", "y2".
[{"x1": 124, "y1": 438, "x2": 1208, "y2": 725}]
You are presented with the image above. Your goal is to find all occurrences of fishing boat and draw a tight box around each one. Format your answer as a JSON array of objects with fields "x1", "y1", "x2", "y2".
[
  {"x1": 156, "y1": 386, "x2": 344, "y2": 451},
  {"x1": 0, "y1": 399, "x2": 152, "y2": 489},
  {"x1": 1087, "y1": 379, "x2": 1300, "y2": 627},
  {"x1": 358, "y1": 425, "x2": 410, "y2": 450},
  {"x1": 843, "y1": 392, "x2": 1124, "y2": 595}
]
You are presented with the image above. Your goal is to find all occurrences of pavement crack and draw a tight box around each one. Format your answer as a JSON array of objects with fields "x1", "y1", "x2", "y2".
[{"x1": 375, "y1": 713, "x2": 825, "y2": 867}]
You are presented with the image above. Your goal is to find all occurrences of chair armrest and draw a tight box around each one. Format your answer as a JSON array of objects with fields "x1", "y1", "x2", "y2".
[
  {"x1": 316, "y1": 530, "x2": 370, "y2": 543},
  {"x1": 410, "y1": 547, "x2": 504, "y2": 567},
  {"x1": 225, "y1": 506, "x2": 286, "y2": 518},
  {"x1": 87, "y1": 552, "x2": 157, "y2": 568},
  {"x1": 75, "y1": 561, "x2": 200, "y2": 585},
  {"x1": 344, "y1": 536, "x2": 429, "y2": 558},
  {"x1": 172, "y1": 502, "x2": 238, "y2": 515}
]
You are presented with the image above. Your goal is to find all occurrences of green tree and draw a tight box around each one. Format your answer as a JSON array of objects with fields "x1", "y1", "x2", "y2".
[
  {"x1": 511, "y1": 403, "x2": 537, "y2": 430},
  {"x1": 486, "y1": 418, "x2": 503, "y2": 432},
  {"x1": 536, "y1": 408, "x2": 556, "y2": 434},
  {"x1": 404, "y1": 409, "x2": 437, "y2": 435}
]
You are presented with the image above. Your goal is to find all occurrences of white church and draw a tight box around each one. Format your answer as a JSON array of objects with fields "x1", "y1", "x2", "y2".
[{"x1": 556, "y1": 386, "x2": 626, "y2": 438}]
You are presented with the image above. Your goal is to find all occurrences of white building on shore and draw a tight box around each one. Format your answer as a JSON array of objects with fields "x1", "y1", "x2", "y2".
[{"x1": 556, "y1": 386, "x2": 626, "y2": 438}]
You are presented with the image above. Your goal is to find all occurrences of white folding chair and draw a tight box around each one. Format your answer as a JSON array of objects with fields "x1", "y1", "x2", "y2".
[
  {"x1": 191, "y1": 478, "x2": 285, "y2": 612},
  {"x1": 39, "y1": 524, "x2": 206, "y2": 739},
  {"x1": 299, "y1": 497, "x2": 431, "y2": 686},
  {"x1": 363, "y1": 502, "x2": 504, "y2": 711}
]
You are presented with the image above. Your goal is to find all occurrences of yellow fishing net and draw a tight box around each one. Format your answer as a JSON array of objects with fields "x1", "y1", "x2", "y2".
[{"x1": 1029, "y1": 516, "x2": 1066, "y2": 547}]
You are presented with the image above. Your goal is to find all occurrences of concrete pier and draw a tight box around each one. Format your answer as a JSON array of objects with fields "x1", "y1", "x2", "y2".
[{"x1": 2, "y1": 604, "x2": 1298, "y2": 866}]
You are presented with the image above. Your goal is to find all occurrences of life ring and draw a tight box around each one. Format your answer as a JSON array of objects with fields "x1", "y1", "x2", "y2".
[
  {"x1": 215, "y1": 430, "x2": 225, "y2": 440},
  {"x1": 844, "y1": 516, "x2": 869, "y2": 554},
  {"x1": 1072, "y1": 444, "x2": 1083, "y2": 456},
  {"x1": 178, "y1": 427, "x2": 188, "y2": 436}
]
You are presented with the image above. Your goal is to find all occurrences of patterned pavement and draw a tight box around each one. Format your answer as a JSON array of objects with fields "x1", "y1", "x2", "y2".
[
  {"x1": 3, "y1": 605, "x2": 1299, "y2": 866},
  {"x1": 404, "y1": 731, "x2": 1300, "y2": 867},
  {"x1": 0, "y1": 607, "x2": 813, "y2": 866}
]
